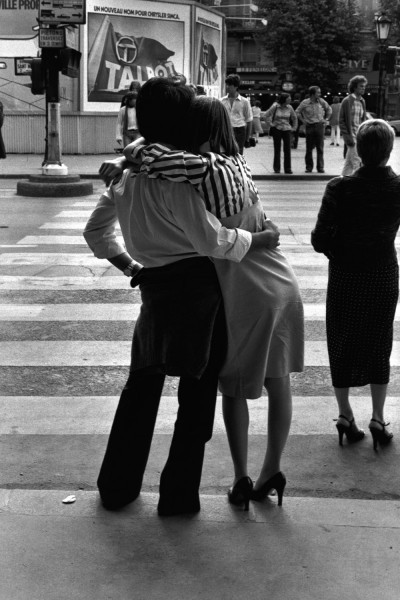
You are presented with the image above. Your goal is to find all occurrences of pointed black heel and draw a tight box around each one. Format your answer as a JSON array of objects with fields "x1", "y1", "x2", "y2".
[
  {"x1": 334, "y1": 415, "x2": 365, "y2": 446},
  {"x1": 369, "y1": 419, "x2": 393, "y2": 451},
  {"x1": 227, "y1": 476, "x2": 253, "y2": 511},
  {"x1": 250, "y1": 472, "x2": 286, "y2": 506}
]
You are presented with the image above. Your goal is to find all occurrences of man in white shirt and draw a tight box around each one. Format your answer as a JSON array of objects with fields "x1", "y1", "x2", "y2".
[{"x1": 221, "y1": 74, "x2": 253, "y2": 154}]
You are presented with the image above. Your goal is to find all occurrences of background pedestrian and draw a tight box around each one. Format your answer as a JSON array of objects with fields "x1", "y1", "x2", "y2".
[
  {"x1": 221, "y1": 74, "x2": 253, "y2": 154},
  {"x1": 339, "y1": 75, "x2": 368, "y2": 175},
  {"x1": 120, "y1": 80, "x2": 141, "y2": 107},
  {"x1": 296, "y1": 86, "x2": 332, "y2": 173},
  {"x1": 329, "y1": 96, "x2": 341, "y2": 146},
  {"x1": 251, "y1": 100, "x2": 263, "y2": 144},
  {"x1": 265, "y1": 92, "x2": 297, "y2": 174},
  {"x1": 311, "y1": 119, "x2": 399, "y2": 451},
  {"x1": 116, "y1": 91, "x2": 139, "y2": 148},
  {"x1": 290, "y1": 92, "x2": 302, "y2": 149}
]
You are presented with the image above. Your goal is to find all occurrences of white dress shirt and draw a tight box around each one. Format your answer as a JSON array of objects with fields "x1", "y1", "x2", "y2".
[{"x1": 84, "y1": 169, "x2": 252, "y2": 268}]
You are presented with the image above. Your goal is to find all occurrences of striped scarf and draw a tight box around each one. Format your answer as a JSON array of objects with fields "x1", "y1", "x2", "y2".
[{"x1": 133, "y1": 143, "x2": 260, "y2": 219}]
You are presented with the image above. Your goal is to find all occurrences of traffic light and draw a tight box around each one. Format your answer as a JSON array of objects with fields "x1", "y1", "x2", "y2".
[
  {"x1": 59, "y1": 49, "x2": 81, "y2": 78},
  {"x1": 30, "y1": 58, "x2": 45, "y2": 95}
]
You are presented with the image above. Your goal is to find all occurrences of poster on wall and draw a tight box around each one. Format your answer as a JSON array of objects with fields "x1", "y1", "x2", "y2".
[
  {"x1": 194, "y1": 7, "x2": 223, "y2": 98},
  {"x1": 0, "y1": 1, "x2": 42, "y2": 111},
  {"x1": 83, "y1": 0, "x2": 191, "y2": 111}
]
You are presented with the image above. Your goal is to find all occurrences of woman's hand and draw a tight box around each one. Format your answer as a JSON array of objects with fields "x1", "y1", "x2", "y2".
[
  {"x1": 99, "y1": 156, "x2": 127, "y2": 186},
  {"x1": 251, "y1": 219, "x2": 280, "y2": 249}
]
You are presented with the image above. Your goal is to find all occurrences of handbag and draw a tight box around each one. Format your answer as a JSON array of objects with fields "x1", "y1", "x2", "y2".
[{"x1": 268, "y1": 103, "x2": 279, "y2": 135}]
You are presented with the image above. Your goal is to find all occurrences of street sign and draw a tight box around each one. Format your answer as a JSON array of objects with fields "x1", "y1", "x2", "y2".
[
  {"x1": 39, "y1": 28, "x2": 66, "y2": 48},
  {"x1": 282, "y1": 82, "x2": 294, "y2": 91},
  {"x1": 14, "y1": 58, "x2": 33, "y2": 76},
  {"x1": 38, "y1": 0, "x2": 86, "y2": 25}
]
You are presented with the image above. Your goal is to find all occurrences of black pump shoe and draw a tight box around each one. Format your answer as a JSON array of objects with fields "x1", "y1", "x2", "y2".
[
  {"x1": 334, "y1": 415, "x2": 365, "y2": 446},
  {"x1": 250, "y1": 472, "x2": 286, "y2": 506},
  {"x1": 369, "y1": 419, "x2": 393, "y2": 451},
  {"x1": 227, "y1": 476, "x2": 253, "y2": 511}
]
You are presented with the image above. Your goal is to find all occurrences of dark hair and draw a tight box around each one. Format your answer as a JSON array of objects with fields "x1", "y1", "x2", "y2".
[
  {"x1": 332, "y1": 96, "x2": 340, "y2": 103},
  {"x1": 277, "y1": 92, "x2": 290, "y2": 105},
  {"x1": 308, "y1": 86, "x2": 320, "y2": 96},
  {"x1": 254, "y1": 100, "x2": 261, "y2": 107},
  {"x1": 356, "y1": 118, "x2": 394, "y2": 166},
  {"x1": 136, "y1": 77, "x2": 195, "y2": 147},
  {"x1": 125, "y1": 91, "x2": 138, "y2": 101},
  {"x1": 129, "y1": 80, "x2": 141, "y2": 92},
  {"x1": 184, "y1": 96, "x2": 239, "y2": 156},
  {"x1": 171, "y1": 74, "x2": 187, "y2": 85},
  {"x1": 225, "y1": 74, "x2": 241, "y2": 89},
  {"x1": 187, "y1": 83, "x2": 198, "y2": 95},
  {"x1": 348, "y1": 75, "x2": 367, "y2": 93}
]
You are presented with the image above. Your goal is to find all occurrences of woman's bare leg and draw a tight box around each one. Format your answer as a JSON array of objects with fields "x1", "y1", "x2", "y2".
[
  {"x1": 254, "y1": 375, "x2": 292, "y2": 489},
  {"x1": 222, "y1": 394, "x2": 249, "y2": 485},
  {"x1": 370, "y1": 383, "x2": 388, "y2": 424},
  {"x1": 334, "y1": 387, "x2": 353, "y2": 421}
]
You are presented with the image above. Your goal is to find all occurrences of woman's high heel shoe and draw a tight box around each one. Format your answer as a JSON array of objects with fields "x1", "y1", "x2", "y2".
[
  {"x1": 369, "y1": 419, "x2": 393, "y2": 451},
  {"x1": 227, "y1": 476, "x2": 253, "y2": 511},
  {"x1": 334, "y1": 415, "x2": 365, "y2": 446},
  {"x1": 250, "y1": 472, "x2": 286, "y2": 506}
]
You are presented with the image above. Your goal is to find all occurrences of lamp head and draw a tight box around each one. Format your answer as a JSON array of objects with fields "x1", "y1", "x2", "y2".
[{"x1": 376, "y1": 13, "x2": 392, "y2": 43}]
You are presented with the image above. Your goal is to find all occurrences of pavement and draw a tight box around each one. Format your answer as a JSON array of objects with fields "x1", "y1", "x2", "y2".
[
  {"x1": 1, "y1": 164, "x2": 400, "y2": 599},
  {"x1": 1, "y1": 134, "x2": 400, "y2": 181}
]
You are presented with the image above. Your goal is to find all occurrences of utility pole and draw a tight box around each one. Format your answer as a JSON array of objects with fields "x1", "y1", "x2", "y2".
[
  {"x1": 17, "y1": 0, "x2": 92, "y2": 196},
  {"x1": 41, "y1": 45, "x2": 67, "y2": 175}
]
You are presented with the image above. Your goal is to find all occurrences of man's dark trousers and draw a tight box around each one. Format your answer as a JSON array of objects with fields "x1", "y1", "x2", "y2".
[
  {"x1": 97, "y1": 306, "x2": 226, "y2": 513},
  {"x1": 305, "y1": 122, "x2": 325, "y2": 172},
  {"x1": 233, "y1": 126, "x2": 246, "y2": 154}
]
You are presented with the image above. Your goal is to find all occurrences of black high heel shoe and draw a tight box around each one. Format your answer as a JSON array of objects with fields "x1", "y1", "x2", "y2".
[
  {"x1": 227, "y1": 476, "x2": 253, "y2": 511},
  {"x1": 334, "y1": 415, "x2": 365, "y2": 446},
  {"x1": 369, "y1": 419, "x2": 393, "y2": 451},
  {"x1": 250, "y1": 472, "x2": 286, "y2": 506}
]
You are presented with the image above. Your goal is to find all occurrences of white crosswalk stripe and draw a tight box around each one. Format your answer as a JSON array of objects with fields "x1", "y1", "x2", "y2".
[{"x1": 0, "y1": 395, "x2": 398, "y2": 436}]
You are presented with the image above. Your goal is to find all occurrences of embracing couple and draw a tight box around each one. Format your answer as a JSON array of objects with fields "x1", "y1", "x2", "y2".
[{"x1": 84, "y1": 77, "x2": 304, "y2": 516}]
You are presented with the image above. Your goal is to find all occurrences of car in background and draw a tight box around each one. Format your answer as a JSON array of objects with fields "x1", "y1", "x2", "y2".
[{"x1": 386, "y1": 116, "x2": 400, "y2": 135}]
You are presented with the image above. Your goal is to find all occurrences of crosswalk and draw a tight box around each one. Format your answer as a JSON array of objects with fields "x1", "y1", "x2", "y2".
[{"x1": 1, "y1": 180, "x2": 399, "y2": 502}]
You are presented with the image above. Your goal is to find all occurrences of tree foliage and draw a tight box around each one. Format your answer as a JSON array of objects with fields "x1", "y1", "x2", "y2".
[{"x1": 256, "y1": 0, "x2": 362, "y2": 92}]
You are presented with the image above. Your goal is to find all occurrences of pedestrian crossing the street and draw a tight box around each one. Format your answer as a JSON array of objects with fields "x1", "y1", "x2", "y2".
[{"x1": 1, "y1": 179, "x2": 399, "y2": 505}]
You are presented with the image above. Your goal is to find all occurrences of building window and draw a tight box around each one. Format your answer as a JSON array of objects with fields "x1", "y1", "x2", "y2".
[{"x1": 241, "y1": 39, "x2": 257, "y2": 65}]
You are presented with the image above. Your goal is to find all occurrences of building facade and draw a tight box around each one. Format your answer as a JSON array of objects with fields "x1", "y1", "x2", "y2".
[{"x1": 202, "y1": 0, "x2": 400, "y2": 116}]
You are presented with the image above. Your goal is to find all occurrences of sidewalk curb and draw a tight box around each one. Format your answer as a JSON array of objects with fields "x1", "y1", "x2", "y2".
[{"x1": 1, "y1": 173, "x2": 337, "y2": 181}]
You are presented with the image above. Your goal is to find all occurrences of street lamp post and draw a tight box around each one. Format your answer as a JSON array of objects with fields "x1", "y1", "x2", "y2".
[{"x1": 375, "y1": 12, "x2": 392, "y2": 118}]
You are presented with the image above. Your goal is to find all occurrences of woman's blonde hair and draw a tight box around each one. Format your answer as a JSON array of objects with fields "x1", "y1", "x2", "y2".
[{"x1": 356, "y1": 119, "x2": 394, "y2": 166}]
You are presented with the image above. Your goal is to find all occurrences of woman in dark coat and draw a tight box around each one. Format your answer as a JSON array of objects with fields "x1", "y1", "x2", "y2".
[
  {"x1": 0, "y1": 100, "x2": 6, "y2": 159},
  {"x1": 311, "y1": 119, "x2": 400, "y2": 450}
]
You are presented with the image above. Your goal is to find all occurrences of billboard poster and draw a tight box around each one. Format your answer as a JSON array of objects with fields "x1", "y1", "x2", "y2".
[
  {"x1": 194, "y1": 7, "x2": 223, "y2": 98},
  {"x1": 83, "y1": 0, "x2": 191, "y2": 111},
  {"x1": 0, "y1": 1, "x2": 42, "y2": 110}
]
